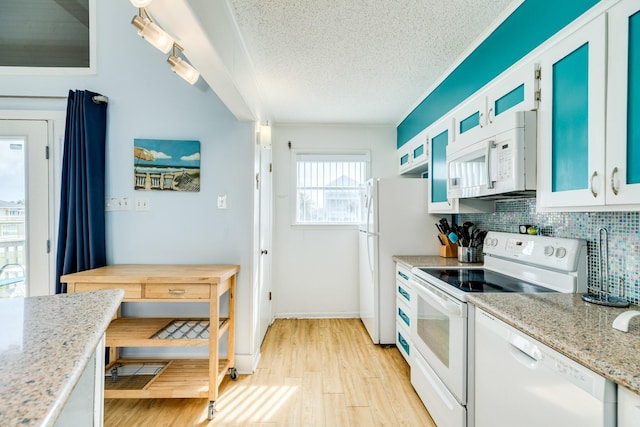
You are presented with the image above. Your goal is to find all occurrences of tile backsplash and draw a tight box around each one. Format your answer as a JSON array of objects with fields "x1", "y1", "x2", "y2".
[{"x1": 459, "y1": 199, "x2": 640, "y2": 305}]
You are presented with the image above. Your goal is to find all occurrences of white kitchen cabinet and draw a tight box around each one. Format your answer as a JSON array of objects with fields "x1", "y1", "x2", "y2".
[
  {"x1": 538, "y1": 3, "x2": 640, "y2": 211},
  {"x1": 395, "y1": 264, "x2": 413, "y2": 363},
  {"x1": 605, "y1": 0, "x2": 640, "y2": 205},
  {"x1": 398, "y1": 128, "x2": 429, "y2": 175},
  {"x1": 55, "y1": 335, "x2": 105, "y2": 427},
  {"x1": 618, "y1": 386, "x2": 640, "y2": 427},
  {"x1": 537, "y1": 14, "x2": 607, "y2": 208},
  {"x1": 452, "y1": 62, "x2": 538, "y2": 150}
]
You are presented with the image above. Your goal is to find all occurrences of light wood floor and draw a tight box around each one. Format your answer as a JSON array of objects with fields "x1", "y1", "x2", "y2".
[{"x1": 104, "y1": 318, "x2": 436, "y2": 426}]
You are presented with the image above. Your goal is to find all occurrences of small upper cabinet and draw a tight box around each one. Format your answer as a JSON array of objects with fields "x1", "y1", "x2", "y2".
[
  {"x1": 606, "y1": 0, "x2": 640, "y2": 205},
  {"x1": 428, "y1": 117, "x2": 457, "y2": 213},
  {"x1": 453, "y1": 62, "x2": 539, "y2": 149},
  {"x1": 485, "y1": 62, "x2": 539, "y2": 134},
  {"x1": 537, "y1": 14, "x2": 607, "y2": 208},
  {"x1": 398, "y1": 128, "x2": 429, "y2": 175}
]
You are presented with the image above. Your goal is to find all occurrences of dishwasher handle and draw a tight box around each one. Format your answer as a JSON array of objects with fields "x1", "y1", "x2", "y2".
[{"x1": 508, "y1": 333, "x2": 541, "y2": 369}]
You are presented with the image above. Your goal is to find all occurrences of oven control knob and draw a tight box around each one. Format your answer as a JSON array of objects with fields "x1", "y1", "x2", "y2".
[
  {"x1": 555, "y1": 247, "x2": 567, "y2": 258},
  {"x1": 544, "y1": 245, "x2": 555, "y2": 256}
]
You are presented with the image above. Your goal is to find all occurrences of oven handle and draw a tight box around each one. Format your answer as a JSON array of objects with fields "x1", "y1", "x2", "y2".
[{"x1": 412, "y1": 280, "x2": 463, "y2": 317}]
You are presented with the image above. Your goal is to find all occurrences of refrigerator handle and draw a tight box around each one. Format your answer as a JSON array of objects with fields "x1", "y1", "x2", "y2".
[{"x1": 366, "y1": 232, "x2": 374, "y2": 275}]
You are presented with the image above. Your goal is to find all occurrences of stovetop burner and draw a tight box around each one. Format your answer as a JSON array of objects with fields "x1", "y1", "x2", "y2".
[{"x1": 415, "y1": 268, "x2": 557, "y2": 294}]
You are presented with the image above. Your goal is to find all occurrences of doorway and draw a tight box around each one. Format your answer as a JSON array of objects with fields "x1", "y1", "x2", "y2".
[{"x1": 0, "y1": 119, "x2": 51, "y2": 297}]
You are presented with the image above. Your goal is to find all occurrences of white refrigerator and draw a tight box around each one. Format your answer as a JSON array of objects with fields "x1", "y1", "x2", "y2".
[{"x1": 359, "y1": 178, "x2": 439, "y2": 344}]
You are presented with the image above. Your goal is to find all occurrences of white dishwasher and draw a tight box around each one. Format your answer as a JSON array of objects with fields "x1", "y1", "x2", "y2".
[{"x1": 474, "y1": 309, "x2": 616, "y2": 427}]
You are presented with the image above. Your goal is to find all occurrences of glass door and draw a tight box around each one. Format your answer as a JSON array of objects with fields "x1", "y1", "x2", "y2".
[{"x1": 0, "y1": 120, "x2": 50, "y2": 297}]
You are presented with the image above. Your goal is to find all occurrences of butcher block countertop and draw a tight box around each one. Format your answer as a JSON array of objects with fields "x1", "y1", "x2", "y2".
[
  {"x1": 468, "y1": 293, "x2": 640, "y2": 395},
  {"x1": 0, "y1": 289, "x2": 123, "y2": 426}
]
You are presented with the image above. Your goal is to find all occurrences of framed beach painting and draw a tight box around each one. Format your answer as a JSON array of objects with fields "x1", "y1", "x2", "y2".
[{"x1": 133, "y1": 139, "x2": 201, "y2": 192}]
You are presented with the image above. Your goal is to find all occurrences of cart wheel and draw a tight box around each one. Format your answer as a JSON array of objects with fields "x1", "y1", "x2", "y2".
[
  {"x1": 229, "y1": 367, "x2": 239, "y2": 380},
  {"x1": 207, "y1": 401, "x2": 216, "y2": 420}
]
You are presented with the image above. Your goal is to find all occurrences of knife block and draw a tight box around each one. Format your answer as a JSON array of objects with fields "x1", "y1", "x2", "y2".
[{"x1": 438, "y1": 234, "x2": 458, "y2": 258}]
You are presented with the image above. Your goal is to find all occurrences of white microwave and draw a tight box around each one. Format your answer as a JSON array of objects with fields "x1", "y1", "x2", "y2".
[{"x1": 446, "y1": 110, "x2": 536, "y2": 199}]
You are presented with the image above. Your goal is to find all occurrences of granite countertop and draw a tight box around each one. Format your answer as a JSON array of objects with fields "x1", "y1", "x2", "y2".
[
  {"x1": 0, "y1": 289, "x2": 124, "y2": 426},
  {"x1": 468, "y1": 293, "x2": 640, "y2": 394},
  {"x1": 393, "y1": 255, "x2": 483, "y2": 269}
]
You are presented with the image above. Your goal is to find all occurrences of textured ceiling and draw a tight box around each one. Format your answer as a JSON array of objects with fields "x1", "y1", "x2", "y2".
[{"x1": 228, "y1": 0, "x2": 517, "y2": 125}]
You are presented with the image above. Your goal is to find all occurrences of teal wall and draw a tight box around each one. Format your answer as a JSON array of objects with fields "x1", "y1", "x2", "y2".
[{"x1": 397, "y1": 0, "x2": 600, "y2": 148}]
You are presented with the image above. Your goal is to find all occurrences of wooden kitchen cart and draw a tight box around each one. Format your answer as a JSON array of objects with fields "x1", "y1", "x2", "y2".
[{"x1": 61, "y1": 264, "x2": 240, "y2": 419}]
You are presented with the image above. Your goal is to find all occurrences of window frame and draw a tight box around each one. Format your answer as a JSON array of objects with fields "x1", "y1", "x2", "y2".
[
  {"x1": 0, "y1": 0, "x2": 97, "y2": 76},
  {"x1": 290, "y1": 149, "x2": 371, "y2": 227}
]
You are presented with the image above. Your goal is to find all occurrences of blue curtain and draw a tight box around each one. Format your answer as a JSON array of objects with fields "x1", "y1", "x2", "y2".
[{"x1": 56, "y1": 90, "x2": 108, "y2": 294}]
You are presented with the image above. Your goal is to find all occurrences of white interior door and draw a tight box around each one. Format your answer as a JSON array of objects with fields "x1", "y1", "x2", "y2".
[
  {"x1": 252, "y1": 130, "x2": 273, "y2": 358},
  {"x1": 258, "y1": 146, "x2": 273, "y2": 345},
  {"x1": 0, "y1": 120, "x2": 50, "y2": 297}
]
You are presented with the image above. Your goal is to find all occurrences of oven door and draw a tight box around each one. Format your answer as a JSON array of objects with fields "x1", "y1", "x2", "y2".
[{"x1": 410, "y1": 277, "x2": 467, "y2": 404}]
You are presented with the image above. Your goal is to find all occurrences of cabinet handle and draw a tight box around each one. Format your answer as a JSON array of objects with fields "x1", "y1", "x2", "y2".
[
  {"x1": 168, "y1": 289, "x2": 187, "y2": 294},
  {"x1": 479, "y1": 112, "x2": 484, "y2": 128},
  {"x1": 611, "y1": 167, "x2": 619, "y2": 196},
  {"x1": 487, "y1": 107, "x2": 494, "y2": 124},
  {"x1": 590, "y1": 171, "x2": 599, "y2": 198}
]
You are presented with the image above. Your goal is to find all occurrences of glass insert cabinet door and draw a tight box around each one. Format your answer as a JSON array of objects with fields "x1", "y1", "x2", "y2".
[
  {"x1": 606, "y1": 0, "x2": 640, "y2": 204},
  {"x1": 0, "y1": 120, "x2": 50, "y2": 298},
  {"x1": 538, "y1": 14, "x2": 606, "y2": 208}
]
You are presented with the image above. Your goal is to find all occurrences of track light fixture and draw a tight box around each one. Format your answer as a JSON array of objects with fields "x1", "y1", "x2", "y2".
[
  {"x1": 167, "y1": 43, "x2": 200, "y2": 85},
  {"x1": 131, "y1": 7, "x2": 174, "y2": 54}
]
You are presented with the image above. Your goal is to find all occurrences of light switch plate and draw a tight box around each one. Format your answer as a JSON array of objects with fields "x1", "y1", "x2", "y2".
[{"x1": 217, "y1": 194, "x2": 227, "y2": 209}]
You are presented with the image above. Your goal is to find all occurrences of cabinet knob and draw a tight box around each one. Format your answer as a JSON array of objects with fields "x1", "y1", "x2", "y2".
[{"x1": 261, "y1": 250, "x2": 268, "y2": 255}]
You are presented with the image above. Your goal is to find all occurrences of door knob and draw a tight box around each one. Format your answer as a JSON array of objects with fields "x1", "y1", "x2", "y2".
[{"x1": 261, "y1": 250, "x2": 268, "y2": 255}]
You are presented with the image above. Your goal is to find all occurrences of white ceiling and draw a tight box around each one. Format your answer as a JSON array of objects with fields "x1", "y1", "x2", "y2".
[
  {"x1": 227, "y1": 0, "x2": 517, "y2": 125},
  {"x1": 150, "y1": 0, "x2": 520, "y2": 125}
]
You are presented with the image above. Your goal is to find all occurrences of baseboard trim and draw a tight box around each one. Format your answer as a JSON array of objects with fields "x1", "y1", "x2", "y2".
[
  {"x1": 274, "y1": 312, "x2": 359, "y2": 319},
  {"x1": 234, "y1": 351, "x2": 261, "y2": 374}
]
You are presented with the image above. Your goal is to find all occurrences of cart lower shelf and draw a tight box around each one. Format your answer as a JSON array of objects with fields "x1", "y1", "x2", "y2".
[{"x1": 104, "y1": 358, "x2": 233, "y2": 399}]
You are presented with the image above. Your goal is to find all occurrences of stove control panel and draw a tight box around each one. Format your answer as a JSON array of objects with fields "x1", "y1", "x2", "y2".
[{"x1": 483, "y1": 231, "x2": 586, "y2": 272}]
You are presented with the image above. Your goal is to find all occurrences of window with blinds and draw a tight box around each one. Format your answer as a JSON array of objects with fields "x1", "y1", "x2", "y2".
[{"x1": 294, "y1": 152, "x2": 370, "y2": 225}]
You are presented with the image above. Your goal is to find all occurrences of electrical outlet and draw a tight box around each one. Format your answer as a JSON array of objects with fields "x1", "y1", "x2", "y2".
[
  {"x1": 217, "y1": 194, "x2": 227, "y2": 209},
  {"x1": 106, "y1": 196, "x2": 132, "y2": 211},
  {"x1": 105, "y1": 197, "x2": 117, "y2": 211},
  {"x1": 135, "y1": 198, "x2": 150, "y2": 211},
  {"x1": 120, "y1": 197, "x2": 130, "y2": 210}
]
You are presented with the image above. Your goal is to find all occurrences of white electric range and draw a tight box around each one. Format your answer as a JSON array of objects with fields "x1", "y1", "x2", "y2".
[{"x1": 408, "y1": 231, "x2": 587, "y2": 427}]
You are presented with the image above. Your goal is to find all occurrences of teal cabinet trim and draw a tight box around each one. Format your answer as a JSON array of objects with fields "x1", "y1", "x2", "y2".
[
  {"x1": 629, "y1": 11, "x2": 640, "y2": 184},
  {"x1": 398, "y1": 271, "x2": 409, "y2": 281},
  {"x1": 551, "y1": 43, "x2": 589, "y2": 192},
  {"x1": 413, "y1": 144, "x2": 425, "y2": 158},
  {"x1": 397, "y1": 0, "x2": 599, "y2": 148},
  {"x1": 400, "y1": 153, "x2": 409, "y2": 166},
  {"x1": 431, "y1": 130, "x2": 449, "y2": 203},
  {"x1": 495, "y1": 84, "x2": 525, "y2": 116},
  {"x1": 460, "y1": 111, "x2": 480, "y2": 134}
]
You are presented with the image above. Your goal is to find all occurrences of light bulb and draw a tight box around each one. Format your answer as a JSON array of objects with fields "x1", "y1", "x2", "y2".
[
  {"x1": 131, "y1": 15, "x2": 174, "y2": 54},
  {"x1": 130, "y1": 0, "x2": 153, "y2": 7},
  {"x1": 167, "y1": 56, "x2": 200, "y2": 85}
]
